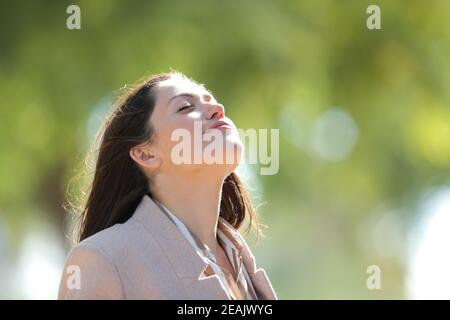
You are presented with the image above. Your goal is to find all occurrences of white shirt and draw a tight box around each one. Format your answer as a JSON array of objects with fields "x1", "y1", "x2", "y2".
[{"x1": 154, "y1": 199, "x2": 259, "y2": 300}]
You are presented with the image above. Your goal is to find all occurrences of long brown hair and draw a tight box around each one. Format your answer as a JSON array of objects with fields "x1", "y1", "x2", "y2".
[{"x1": 71, "y1": 72, "x2": 262, "y2": 244}]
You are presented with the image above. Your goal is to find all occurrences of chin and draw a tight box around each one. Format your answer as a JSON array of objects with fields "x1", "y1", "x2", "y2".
[
  {"x1": 226, "y1": 141, "x2": 243, "y2": 165},
  {"x1": 197, "y1": 141, "x2": 242, "y2": 175},
  {"x1": 221, "y1": 141, "x2": 243, "y2": 174}
]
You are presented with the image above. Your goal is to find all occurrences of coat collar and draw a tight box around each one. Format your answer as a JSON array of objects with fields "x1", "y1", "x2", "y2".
[{"x1": 130, "y1": 194, "x2": 277, "y2": 300}]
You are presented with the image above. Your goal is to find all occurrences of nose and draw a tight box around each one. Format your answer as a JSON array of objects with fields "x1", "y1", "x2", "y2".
[{"x1": 206, "y1": 103, "x2": 225, "y2": 120}]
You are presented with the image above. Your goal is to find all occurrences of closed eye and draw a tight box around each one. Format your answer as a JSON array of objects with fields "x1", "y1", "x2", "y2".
[{"x1": 178, "y1": 104, "x2": 195, "y2": 112}]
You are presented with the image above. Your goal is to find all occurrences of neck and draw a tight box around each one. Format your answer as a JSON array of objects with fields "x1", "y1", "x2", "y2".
[{"x1": 151, "y1": 168, "x2": 226, "y2": 254}]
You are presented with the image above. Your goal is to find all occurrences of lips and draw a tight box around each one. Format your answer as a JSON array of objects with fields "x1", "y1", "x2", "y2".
[{"x1": 207, "y1": 120, "x2": 233, "y2": 131}]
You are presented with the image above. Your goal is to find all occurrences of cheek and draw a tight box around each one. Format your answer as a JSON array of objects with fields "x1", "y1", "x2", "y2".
[
  {"x1": 157, "y1": 120, "x2": 197, "y2": 157},
  {"x1": 169, "y1": 119, "x2": 197, "y2": 142}
]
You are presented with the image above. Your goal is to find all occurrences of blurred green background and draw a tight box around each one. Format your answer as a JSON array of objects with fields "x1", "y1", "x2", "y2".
[{"x1": 1, "y1": 0, "x2": 450, "y2": 299}]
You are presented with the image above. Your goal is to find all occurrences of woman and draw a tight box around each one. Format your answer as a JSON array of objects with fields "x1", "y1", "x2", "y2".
[{"x1": 58, "y1": 71, "x2": 278, "y2": 300}]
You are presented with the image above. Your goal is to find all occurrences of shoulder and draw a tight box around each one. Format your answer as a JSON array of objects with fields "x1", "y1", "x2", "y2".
[
  {"x1": 77, "y1": 220, "x2": 135, "y2": 256},
  {"x1": 74, "y1": 214, "x2": 159, "y2": 261},
  {"x1": 58, "y1": 216, "x2": 158, "y2": 299},
  {"x1": 58, "y1": 235, "x2": 125, "y2": 299}
]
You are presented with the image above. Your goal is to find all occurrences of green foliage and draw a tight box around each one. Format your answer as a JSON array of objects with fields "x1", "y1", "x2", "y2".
[{"x1": 0, "y1": 0, "x2": 449, "y2": 298}]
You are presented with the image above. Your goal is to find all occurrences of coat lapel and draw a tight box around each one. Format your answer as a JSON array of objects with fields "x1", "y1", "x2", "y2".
[
  {"x1": 239, "y1": 231, "x2": 278, "y2": 300},
  {"x1": 131, "y1": 194, "x2": 230, "y2": 299},
  {"x1": 132, "y1": 194, "x2": 277, "y2": 300}
]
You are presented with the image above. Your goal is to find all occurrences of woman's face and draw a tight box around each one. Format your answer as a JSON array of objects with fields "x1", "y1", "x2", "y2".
[{"x1": 148, "y1": 75, "x2": 243, "y2": 174}]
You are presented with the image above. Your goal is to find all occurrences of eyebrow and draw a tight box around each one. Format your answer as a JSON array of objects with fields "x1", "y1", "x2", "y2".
[
  {"x1": 166, "y1": 92, "x2": 213, "y2": 106},
  {"x1": 167, "y1": 93, "x2": 195, "y2": 106}
]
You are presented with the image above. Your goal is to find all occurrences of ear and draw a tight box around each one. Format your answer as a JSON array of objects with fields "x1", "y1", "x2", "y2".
[{"x1": 129, "y1": 145, "x2": 161, "y2": 170}]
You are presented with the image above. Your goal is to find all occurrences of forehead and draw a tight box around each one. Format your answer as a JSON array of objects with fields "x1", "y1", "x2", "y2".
[{"x1": 156, "y1": 76, "x2": 208, "y2": 102}]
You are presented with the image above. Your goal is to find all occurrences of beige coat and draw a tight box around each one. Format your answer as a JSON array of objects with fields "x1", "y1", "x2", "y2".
[{"x1": 58, "y1": 194, "x2": 278, "y2": 299}]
